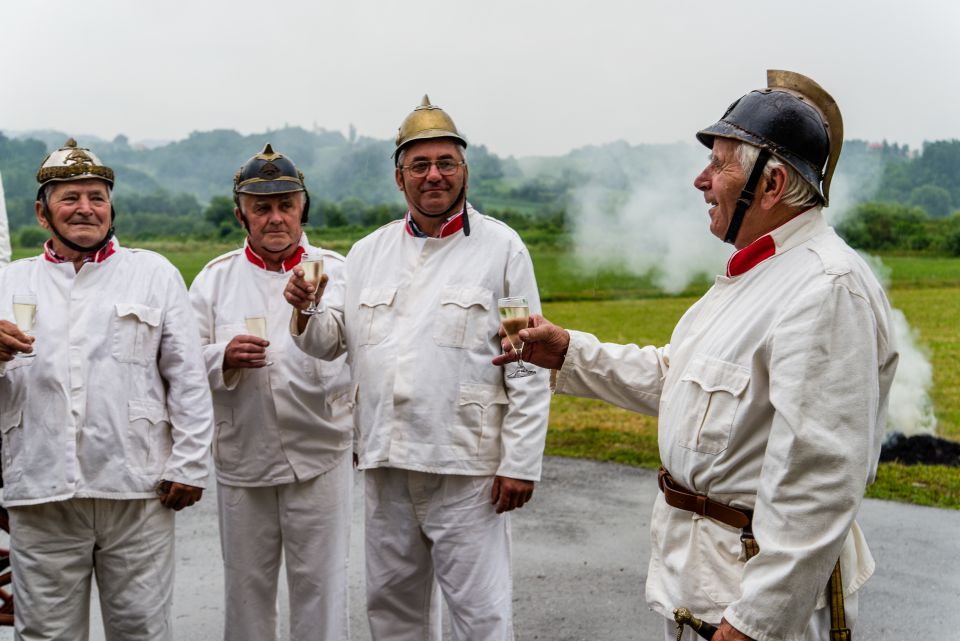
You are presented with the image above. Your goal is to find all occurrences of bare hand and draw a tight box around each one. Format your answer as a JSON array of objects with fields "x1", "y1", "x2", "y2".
[
  {"x1": 492, "y1": 314, "x2": 569, "y2": 370},
  {"x1": 223, "y1": 335, "x2": 269, "y2": 370},
  {"x1": 156, "y1": 480, "x2": 204, "y2": 511},
  {"x1": 284, "y1": 269, "x2": 328, "y2": 311},
  {"x1": 0, "y1": 320, "x2": 34, "y2": 361},
  {"x1": 491, "y1": 476, "x2": 535, "y2": 513},
  {"x1": 711, "y1": 619, "x2": 754, "y2": 641}
]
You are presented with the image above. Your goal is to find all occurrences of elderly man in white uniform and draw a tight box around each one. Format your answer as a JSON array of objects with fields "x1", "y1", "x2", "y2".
[
  {"x1": 284, "y1": 96, "x2": 551, "y2": 641},
  {"x1": 0, "y1": 139, "x2": 213, "y2": 641},
  {"x1": 189, "y1": 144, "x2": 353, "y2": 641},
  {"x1": 496, "y1": 72, "x2": 898, "y2": 641}
]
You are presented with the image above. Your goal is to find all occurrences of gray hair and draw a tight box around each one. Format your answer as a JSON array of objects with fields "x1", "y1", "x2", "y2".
[
  {"x1": 397, "y1": 142, "x2": 467, "y2": 168},
  {"x1": 735, "y1": 143, "x2": 820, "y2": 209}
]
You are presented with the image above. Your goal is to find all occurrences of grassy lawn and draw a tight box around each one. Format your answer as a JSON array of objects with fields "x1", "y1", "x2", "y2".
[{"x1": 11, "y1": 240, "x2": 960, "y2": 508}]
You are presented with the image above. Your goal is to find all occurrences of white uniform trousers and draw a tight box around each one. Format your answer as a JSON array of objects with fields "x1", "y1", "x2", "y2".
[
  {"x1": 8, "y1": 497, "x2": 175, "y2": 641},
  {"x1": 218, "y1": 451, "x2": 352, "y2": 641},
  {"x1": 365, "y1": 468, "x2": 514, "y2": 641},
  {"x1": 661, "y1": 592, "x2": 859, "y2": 641}
]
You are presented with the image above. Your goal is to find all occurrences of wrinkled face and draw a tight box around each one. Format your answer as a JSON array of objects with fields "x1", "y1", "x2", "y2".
[
  {"x1": 693, "y1": 138, "x2": 747, "y2": 242},
  {"x1": 237, "y1": 192, "x2": 304, "y2": 257},
  {"x1": 395, "y1": 139, "x2": 468, "y2": 216},
  {"x1": 37, "y1": 179, "x2": 112, "y2": 248}
]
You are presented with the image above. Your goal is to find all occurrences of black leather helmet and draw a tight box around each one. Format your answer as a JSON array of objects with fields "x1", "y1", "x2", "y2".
[
  {"x1": 233, "y1": 143, "x2": 310, "y2": 223},
  {"x1": 697, "y1": 70, "x2": 843, "y2": 206}
]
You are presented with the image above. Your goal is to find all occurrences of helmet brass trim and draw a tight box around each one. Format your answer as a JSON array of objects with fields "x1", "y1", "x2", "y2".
[{"x1": 767, "y1": 70, "x2": 843, "y2": 206}]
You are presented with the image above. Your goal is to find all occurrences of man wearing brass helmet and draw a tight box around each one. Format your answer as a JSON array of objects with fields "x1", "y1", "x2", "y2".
[
  {"x1": 0, "y1": 139, "x2": 214, "y2": 640},
  {"x1": 189, "y1": 144, "x2": 353, "y2": 641},
  {"x1": 496, "y1": 72, "x2": 898, "y2": 641},
  {"x1": 285, "y1": 96, "x2": 550, "y2": 640}
]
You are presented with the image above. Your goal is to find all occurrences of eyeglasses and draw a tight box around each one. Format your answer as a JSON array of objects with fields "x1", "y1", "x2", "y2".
[{"x1": 400, "y1": 159, "x2": 465, "y2": 178}]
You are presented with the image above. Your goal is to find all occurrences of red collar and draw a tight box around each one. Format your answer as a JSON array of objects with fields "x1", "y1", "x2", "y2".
[
  {"x1": 404, "y1": 211, "x2": 465, "y2": 239},
  {"x1": 244, "y1": 243, "x2": 306, "y2": 273},
  {"x1": 43, "y1": 239, "x2": 116, "y2": 265},
  {"x1": 726, "y1": 234, "x2": 776, "y2": 277}
]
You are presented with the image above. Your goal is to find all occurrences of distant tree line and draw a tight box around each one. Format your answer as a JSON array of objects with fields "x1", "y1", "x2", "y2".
[{"x1": 4, "y1": 130, "x2": 960, "y2": 255}]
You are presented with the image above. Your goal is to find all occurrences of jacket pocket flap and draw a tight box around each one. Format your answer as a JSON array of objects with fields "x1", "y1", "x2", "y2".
[
  {"x1": 458, "y1": 383, "x2": 509, "y2": 408},
  {"x1": 358, "y1": 287, "x2": 397, "y2": 308},
  {"x1": 115, "y1": 303, "x2": 162, "y2": 327},
  {"x1": 0, "y1": 409, "x2": 22, "y2": 434},
  {"x1": 681, "y1": 355, "x2": 750, "y2": 396},
  {"x1": 439, "y1": 286, "x2": 492, "y2": 310},
  {"x1": 128, "y1": 400, "x2": 169, "y2": 423}
]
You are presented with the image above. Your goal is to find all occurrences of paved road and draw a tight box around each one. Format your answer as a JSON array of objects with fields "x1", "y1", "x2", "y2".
[{"x1": 5, "y1": 457, "x2": 957, "y2": 640}]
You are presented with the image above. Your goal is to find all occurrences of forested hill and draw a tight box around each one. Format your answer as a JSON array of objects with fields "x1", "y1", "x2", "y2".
[{"x1": 2, "y1": 128, "x2": 960, "y2": 242}]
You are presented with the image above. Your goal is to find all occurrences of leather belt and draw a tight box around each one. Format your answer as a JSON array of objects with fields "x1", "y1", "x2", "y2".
[{"x1": 657, "y1": 467, "x2": 751, "y2": 530}]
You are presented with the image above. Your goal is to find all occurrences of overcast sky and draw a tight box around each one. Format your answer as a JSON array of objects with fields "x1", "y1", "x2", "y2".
[{"x1": 2, "y1": 1, "x2": 958, "y2": 158}]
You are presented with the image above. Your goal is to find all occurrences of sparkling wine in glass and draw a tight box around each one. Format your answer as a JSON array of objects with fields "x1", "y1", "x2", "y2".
[
  {"x1": 12, "y1": 293, "x2": 37, "y2": 359},
  {"x1": 497, "y1": 296, "x2": 534, "y2": 379},
  {"x1": 300, "y1": 256, "x2": 324, "y2": 316},
  {"x1": 244, "y1": 314, "x2": 272, "y2": 366}
]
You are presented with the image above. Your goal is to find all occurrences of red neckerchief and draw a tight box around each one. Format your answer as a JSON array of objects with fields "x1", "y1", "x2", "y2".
[
  {"x1": 244, "y1": 243, "x2": 306, "y2": 273},
  {"x1": 726, "y1": 233, "x2": 776, "y2": 277},
  {"x1": 43, "y1": 239, "x2": 116, "y2": 265},
  {"x1": 404, "y1": 210, "x2": 465, "y2": 239}
]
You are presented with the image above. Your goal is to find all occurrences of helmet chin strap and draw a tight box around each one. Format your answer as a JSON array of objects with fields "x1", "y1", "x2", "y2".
[
  {"x1": 724, "y1": 148, "x2": 771, "y2": 246},
  {"x1": 41, "y1": 197, "x2": 116, "y2": 254}
]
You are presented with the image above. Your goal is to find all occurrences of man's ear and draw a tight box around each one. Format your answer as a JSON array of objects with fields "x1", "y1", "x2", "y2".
[
  {"x1": 35, "y1": 201, "x2": 49, "y2": 229},
  {"x1": 760, "y1": 165, "x2": 789, "y2": 209}
]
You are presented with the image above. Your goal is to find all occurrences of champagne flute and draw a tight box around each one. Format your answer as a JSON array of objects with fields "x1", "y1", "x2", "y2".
[
  {"x1": 498, "y1": 296, "x2": 535, "y2": 379},
  {"x1": 300, "y1": 255, "x2": 325, "y2": 316},
  {"x1": 12, "y1": 293, "x2": 37, "y2": 359},
  {"x1": 244, "y1": 313, "x2": 273, "y2": 366}
]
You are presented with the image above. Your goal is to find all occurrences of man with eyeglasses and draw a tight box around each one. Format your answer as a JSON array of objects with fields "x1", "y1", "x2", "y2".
[{"x1": 284, "y1": 95, "x2": 550, "y2": 641}]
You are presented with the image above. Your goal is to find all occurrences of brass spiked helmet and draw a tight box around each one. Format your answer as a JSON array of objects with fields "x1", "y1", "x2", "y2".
[{"x1": 393, "y1": 95, "x2": 467, "y2": 161}]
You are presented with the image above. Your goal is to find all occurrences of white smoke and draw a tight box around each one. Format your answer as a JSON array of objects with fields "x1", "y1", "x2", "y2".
[
  {"x1": 886, "y1": 309, "x2": 938, "y2": 435},
  {"x1": 559, "y1": 141, "x2": 937, "y2": 436},
  {"x1": 859, "y1": 253, "x2": 938, "y2": 436},
  {"x1": 567, "y1": 143, "x2": 728, "y2": 293}
]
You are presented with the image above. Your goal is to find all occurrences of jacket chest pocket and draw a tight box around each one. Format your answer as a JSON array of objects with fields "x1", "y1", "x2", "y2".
[
  {"x1": 356, "y1": 288, "x2": 397, "y2": 346},
  {"x1": 674, "y1": 355, "x2": 750, "y2": 455},
  {"x1": 433, "y1": 286, "x2": 493, "y2": 349},
  {"x1": 112, "y1": 303, "x2": 163, "y2": 365}
]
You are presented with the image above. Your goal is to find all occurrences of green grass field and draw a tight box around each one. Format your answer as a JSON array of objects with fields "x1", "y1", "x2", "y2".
[{"x1": 11, "y1": 239, "x2": 960, "y2": 508}]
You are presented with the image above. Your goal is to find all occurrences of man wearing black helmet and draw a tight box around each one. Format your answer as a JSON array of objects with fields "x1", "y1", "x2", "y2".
[
  {"x1": 495, "y1": 72, "x2": 898, "y2": 641},
  {"x1": 284, "y1": 97, "x2": 550, "y2": 641},
  {"x1": 189, "y1": 144, "x2": 353, "y2": 641},
  {"x1": 0, "y1": 139, "x2": 214, "y2": 640}
]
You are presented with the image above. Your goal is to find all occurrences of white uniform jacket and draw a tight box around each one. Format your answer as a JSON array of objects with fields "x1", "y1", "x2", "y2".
[
  {"x1": 555, "y1": 210, "x2": 897, "y2": 641},
  {"x1": 0, "y1": 240, "x2": 214, "y2": 507},
  {"x1": 189, "y1": 236, "x2": 353, "y2": 487},
  {"x1": 293, "y1": 206, "x2": 550, "y2": 480}
]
